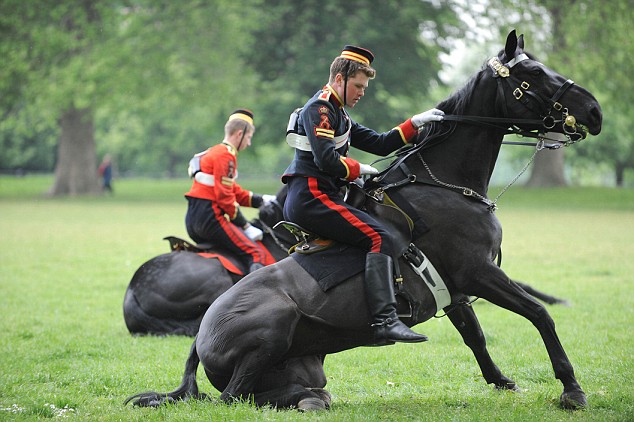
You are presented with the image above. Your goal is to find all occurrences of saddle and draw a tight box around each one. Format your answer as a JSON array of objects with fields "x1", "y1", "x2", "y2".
[
  {"x1": 162, "y1": 235, "x2": 279, "y2": 276},
  {"x1": 277, "y1": 183, "x2": 416, "y2": 257},
  {"x1": 164, "y1": 236, "x2": 215, "y2": 253}
]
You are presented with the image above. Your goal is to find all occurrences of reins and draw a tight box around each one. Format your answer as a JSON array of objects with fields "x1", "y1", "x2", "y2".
[
  {"x1": 370, "y1": 122, "x2": 552, "y2": 212},
  {"x1": 443, "y1": 114, "x2": 582, "y2": 148}
]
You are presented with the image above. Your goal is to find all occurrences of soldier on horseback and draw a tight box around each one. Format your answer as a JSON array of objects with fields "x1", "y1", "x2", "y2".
[
  {"x1": 185, "y1": 109, "x2": 276, "y2": 274},
  {"x1": 281, "y1": 45, "x2": 444, "y2": 344}
]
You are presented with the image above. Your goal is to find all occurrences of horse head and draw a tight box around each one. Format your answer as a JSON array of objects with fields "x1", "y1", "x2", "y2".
[
  {"x1": 493, "y1": 30, "x2": 602, "y2": 139},
  {"x1": 410, "y1": 30, "x2": 603, "y2": 195}
]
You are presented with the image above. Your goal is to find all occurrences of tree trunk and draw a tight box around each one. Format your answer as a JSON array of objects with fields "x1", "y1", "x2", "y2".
[
  {"x1": 525, "y1": 148, "x2": 567, "y2": 187},
  {"x1": 525, "y1": 2, "x2": 568, "y2": 187},
  {"x1": 48, "y1": 106, "x2": 101, "y2": 196}
]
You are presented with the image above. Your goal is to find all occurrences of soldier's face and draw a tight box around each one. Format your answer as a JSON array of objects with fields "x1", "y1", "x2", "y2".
[{"x1": 335, "y1": 72, "x2": 370, "y2": 108}]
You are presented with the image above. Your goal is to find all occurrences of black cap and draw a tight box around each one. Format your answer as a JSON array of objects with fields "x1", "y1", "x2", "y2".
[
  {"x1": 340, "y1": 45, "x2": 374, "y2": 65},
  {"x1": 229, "y1": 109, "x2": 254, "y2": 125}
]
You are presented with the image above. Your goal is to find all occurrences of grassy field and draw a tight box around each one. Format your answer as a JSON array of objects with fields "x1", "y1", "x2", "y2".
[{"x1": 0, "y1": 175, "x2": 633, "y2": 421}]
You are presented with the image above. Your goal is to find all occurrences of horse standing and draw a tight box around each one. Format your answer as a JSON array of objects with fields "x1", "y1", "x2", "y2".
[{"x1": 126, "y1": 31, "x2": 601, "y2": 411}]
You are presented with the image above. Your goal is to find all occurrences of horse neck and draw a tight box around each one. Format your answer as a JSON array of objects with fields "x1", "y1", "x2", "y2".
[{"x1": 420, "y1": 77, "x2": 506, "y2": 196}]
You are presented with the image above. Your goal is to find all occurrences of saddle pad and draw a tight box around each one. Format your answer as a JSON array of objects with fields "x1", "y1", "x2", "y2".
[
  {"x1": 196, "y1": 241, "x2": 277, "y2": 276},
  {"x1": 197, "y1": 252, "x2": 245, "y2": 276},
  {"x1": 291, "y1": 243, "x2": 366, "y2": 291}
]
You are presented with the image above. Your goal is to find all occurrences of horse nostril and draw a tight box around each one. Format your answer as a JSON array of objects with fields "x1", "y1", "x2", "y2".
[{"x1": 588, "y1": 105, "x2": 603, "y2": 134}]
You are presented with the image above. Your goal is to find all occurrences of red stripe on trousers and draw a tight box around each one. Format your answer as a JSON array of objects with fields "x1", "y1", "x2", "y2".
[
  {"x1": 217, "y1": 215, "x2": 264, "y2": 264},
  {"x1": 307, "y1": 177, "x2": 382, "y2": 252}
]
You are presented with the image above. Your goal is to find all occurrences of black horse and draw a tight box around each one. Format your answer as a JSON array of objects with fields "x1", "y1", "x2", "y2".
[
  {"x1": 123, "y1": 184, "x2": 566, "y2": 336},
  {"x1": 126, "y1": 31, "x2": 601, "y2": 411},
  {"x1": 122, "y1": 185, "x2": 293, "y2": 336}
]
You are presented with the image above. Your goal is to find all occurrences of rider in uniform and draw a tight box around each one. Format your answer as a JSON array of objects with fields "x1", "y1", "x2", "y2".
[
  {"x1": 281, "y1": 45, "x2": 444, "y2": 345},
  {"x1": 185, "y1": 109, "x2": 275, "y2": 274}
]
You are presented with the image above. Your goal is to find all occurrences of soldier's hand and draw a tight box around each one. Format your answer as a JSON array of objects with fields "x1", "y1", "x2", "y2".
[
  {"x1": 262, "y1": 194, "x2": 276, "y2": 206},
  {"x1": 411, "y1": 108, "x2": 444, "y2": 128},
  {"x1": 359, "y1": 163, "x2": 379, "y2": 175},
  {"x1": 243, "y1": 224, "x2": 264, "y2": 241}
]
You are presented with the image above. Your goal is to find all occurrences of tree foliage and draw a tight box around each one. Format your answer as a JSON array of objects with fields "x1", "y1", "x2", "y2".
[
  {"x1": 247, "y1": 0, "x2": 460, "y2": 150},
  {"x1": 477, "y1": 0, "x2": 633, "y2": 186},
  {"x1": 0, "y1": 0, "x2": 263, "y2": 190},
  {"x1": 558, "y1": 0, "x2": 634, "y2": 186},
  {"x1": 0, "y1": 0, "x2": 630, "y2": 189}
]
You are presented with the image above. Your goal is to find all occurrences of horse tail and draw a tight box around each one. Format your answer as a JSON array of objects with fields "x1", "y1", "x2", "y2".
[
  {"x1": 513, "y1": 280, "x2": 570, "y2": 306},
  {"x1": 124, "y1": 340, "x2": 206, "y2": 406},
  {"x1": 123, "y1": 287, "x2": 201, "y2": 336}
]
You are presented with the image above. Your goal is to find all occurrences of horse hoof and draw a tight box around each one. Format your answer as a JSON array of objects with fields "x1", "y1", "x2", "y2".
[
  {"x1": 560, "y1": 390, "x2": 587, "y2": 410},
  {"x1": 308, "y1": 388, "x2": 332, "y2": 409},
  {"x1": 298, "y1": 397, "x2": 326, "y2": 411},
  {"x1": 495, "y1": 382, "x2": 519, "y2": 391},
  {"x1": 494, "y1": 376, "x2": 518, "y2": 391}
]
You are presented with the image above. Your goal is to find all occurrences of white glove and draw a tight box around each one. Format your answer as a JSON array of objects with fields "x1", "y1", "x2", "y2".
[
  {"x1": 243, "y1": 225, "x2": 264, "y2": 241},
  {"x1": 262, "y1": 194, "x2": 276, "y2": 206},
  {"x1": 411, "y1": 108, "x2": 445, "y2": 128},
  {"x1": 359, "y1": 163, "x2": 379, "y2": 175}
]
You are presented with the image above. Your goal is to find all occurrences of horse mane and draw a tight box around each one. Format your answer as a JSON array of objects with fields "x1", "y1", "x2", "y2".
[{"x1": 436, "y1": 64, "x2": 487, "y2": 115}]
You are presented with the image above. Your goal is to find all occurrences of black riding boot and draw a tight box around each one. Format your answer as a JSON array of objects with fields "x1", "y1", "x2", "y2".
[{"x1": 364, "y1": 252, "x2": 428, "y2": 345}]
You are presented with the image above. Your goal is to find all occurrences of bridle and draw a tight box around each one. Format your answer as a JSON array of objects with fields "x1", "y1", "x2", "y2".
[{"x1": 441, "y1": 53, "x2": 585, "y2": 147}]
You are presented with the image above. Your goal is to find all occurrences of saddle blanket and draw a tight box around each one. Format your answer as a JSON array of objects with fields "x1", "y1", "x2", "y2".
[
  {"x1": 197, "y1": 252, "x2": 246, "y2": 275},
  {"x1": 197, "y1": 241, "x2": 277, "y2": 276},
  {"x1": 291, "y1": 243, "x2": 366, "y2": 291}
]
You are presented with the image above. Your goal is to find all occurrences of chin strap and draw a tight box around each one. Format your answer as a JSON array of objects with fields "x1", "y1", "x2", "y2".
[
  {"x1": 235, "y1": 121, "x2": 248, "y2": 151},
  {"x1": 342, "y1": 60, "x2": 350, "y2": 107}
]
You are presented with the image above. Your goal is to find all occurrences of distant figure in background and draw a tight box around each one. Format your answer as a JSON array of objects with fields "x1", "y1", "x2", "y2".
[
  {"x1": 98, "y1": 154, "x2": 113, "y2": 193},
  {"x1": 184, "y1": 109, "x2": 276, "y2": 274}
]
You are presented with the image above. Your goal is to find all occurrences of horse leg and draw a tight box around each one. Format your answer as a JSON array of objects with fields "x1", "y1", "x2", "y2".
[
  {"x1": 445, "y1": 300, "x2": 518, "y2": 390},
  {"x1": 253, "y1": 384, "x2": 328, "y2": 410},
  {"x1": 217, "y1": 352, "x2": 328, "y2": 410},
  {"x1": 252, "y1": 355, "x2": 329, "y2": 409},
  {"x1": 469, "y1": 265, "x2": 586, "y2": 409},
  {"x1": 206, "y1": 301, "x2": 327, "y2": 410}
]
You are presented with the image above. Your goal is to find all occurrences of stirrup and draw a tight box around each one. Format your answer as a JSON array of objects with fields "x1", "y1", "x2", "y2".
[
  {"x1": 273, "y1": 221, "x2": 333, "y2": 254},
  {"x1": 273, "y1": 221, "x2": 316, "y2": 244}
]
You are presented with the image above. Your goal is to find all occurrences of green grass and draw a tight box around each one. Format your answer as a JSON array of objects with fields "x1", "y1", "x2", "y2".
[{"x1": 1, "y1": 175, "x2": 633, "y2": 421}]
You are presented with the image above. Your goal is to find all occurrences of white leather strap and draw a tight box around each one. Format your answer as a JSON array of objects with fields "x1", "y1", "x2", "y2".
[
  {"x1": 194, "y1": 172, "x2": 215, "y2": 186},
  {"x1": 286, "y1": 129, "x2": 350, "y2": 152}
]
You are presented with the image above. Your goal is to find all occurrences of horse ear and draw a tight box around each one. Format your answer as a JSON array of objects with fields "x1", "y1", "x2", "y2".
[
  {"x1": 518, "y1": 34, "x2": 525, "y2": 51},
  {"x1": 504, "y1": 29, "x2": 518, "y2": 60}
]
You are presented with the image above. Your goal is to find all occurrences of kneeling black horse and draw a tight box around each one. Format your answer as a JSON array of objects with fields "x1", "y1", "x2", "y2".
[
  {"x1": 126, "y1": 31, "x2": 601, "y2": 411},
  {"x1": 122, "y1": 185, "x2": 293, "y2": 336}
]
